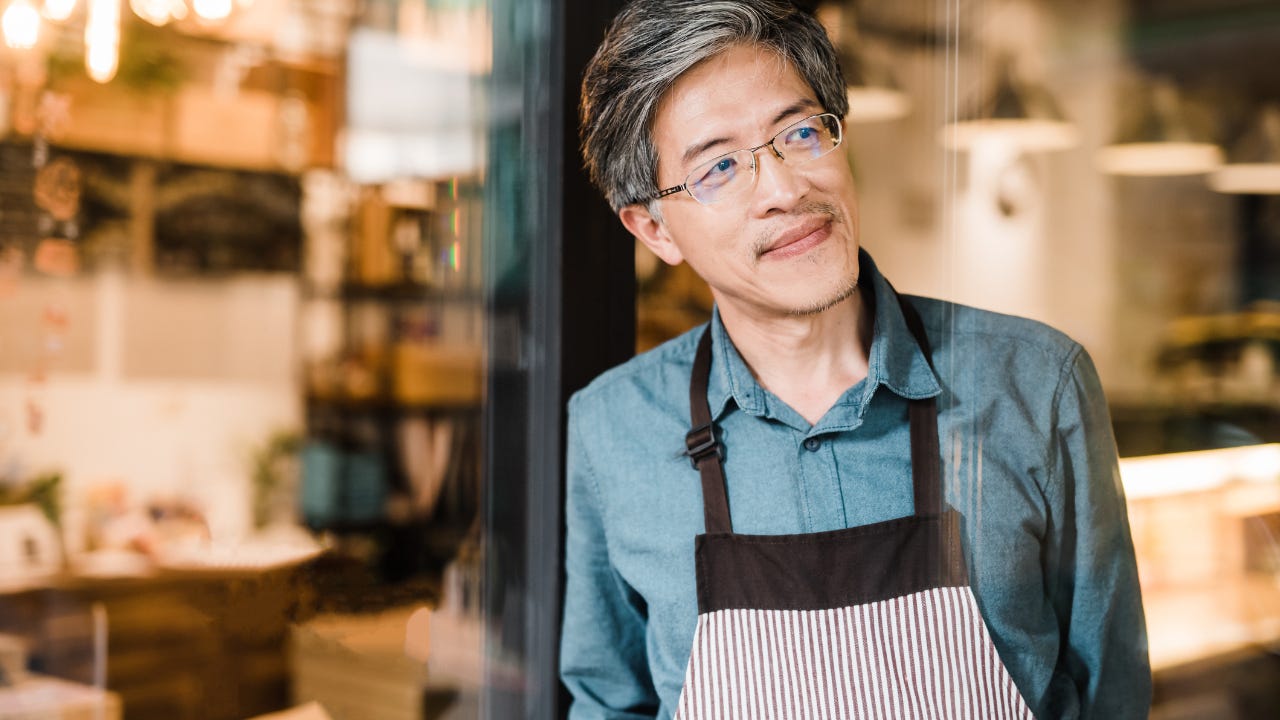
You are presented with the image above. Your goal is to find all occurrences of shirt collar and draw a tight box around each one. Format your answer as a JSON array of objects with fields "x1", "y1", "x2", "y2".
[{"x1": 704, "y1": 249, "x2": 941, "y2": 423}]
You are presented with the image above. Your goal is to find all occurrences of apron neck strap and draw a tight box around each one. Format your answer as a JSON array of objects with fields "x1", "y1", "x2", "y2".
[
  {"x1": 896, "y1": 291, "x2": 943, "y2": 518},
  {"x1": 687, "y1": 328, "x2": 733, "y2": 534},
  {"x1": 686, "y1": 286, "x2": 943, "y2": 535}
]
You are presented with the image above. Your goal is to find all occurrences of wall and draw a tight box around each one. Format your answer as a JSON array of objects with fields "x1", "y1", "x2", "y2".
[
  {"x1": 850, "y1": 0, "x2": 1241, "y2": 399},
  {"x1": 0, "y1": 272, "x2": 301, "y2": 548}
]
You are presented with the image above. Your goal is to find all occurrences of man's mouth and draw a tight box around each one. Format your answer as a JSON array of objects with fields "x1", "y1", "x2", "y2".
[{"x1": 759, "y1": 218, "x2": 834, "y2": 260}]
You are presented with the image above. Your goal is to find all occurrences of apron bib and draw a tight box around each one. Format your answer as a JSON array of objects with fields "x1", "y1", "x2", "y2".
[{"x1": 673, "y1": 292, "x2": 1034, "y2": 719}]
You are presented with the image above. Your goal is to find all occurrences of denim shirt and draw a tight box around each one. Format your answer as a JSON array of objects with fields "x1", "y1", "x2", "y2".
[{"x1": 561, "y1": 251, "x2": 1150, "y2": 719}]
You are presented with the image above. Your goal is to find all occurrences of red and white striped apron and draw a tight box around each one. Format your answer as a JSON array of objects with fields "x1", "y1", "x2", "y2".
[{"x1": 674, "y1": 292, "x2": 1034, "y2": 719}]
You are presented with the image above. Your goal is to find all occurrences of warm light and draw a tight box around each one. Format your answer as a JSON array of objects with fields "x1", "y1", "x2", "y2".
[
  {"x1": 941, "y1": 119, "x2": 1079, "y2": 153},
  {"x1": 192, "y1": 0, "x2": 230, "y2": 21},
  {"x1": 1209, "y1": 106, "x2": 1280, "y2": 194},
  {"x1": 1119, "y1": 444, "x2": 1280, "y2": 500},
  {"x1": 85, "y1": 38, "x2": 118, "y2": 82},
  {"x1": 1095, "y1": 142, "x2": 1223, "y2": 176},
  {"x1": 3, "y1": 0, "x2": 41, "y2": 50},
  {"x1": 130, "y1": 0, "x2": 171, "y2": 25},
  {"x1": 42, "y1": 0, "x2": 74, "y2": 21},
  {"x1": 85, "y1": 0, "x2": 120, "y2": 83},
  {"x1": 1209, "y1": 164, "x2": 1280, "y2": 194},
  {"x1": 940, "y1": 56, "x2": 1079, "y2": 154},
  {"x1": 846, "y1": 86, "x2": 911, "y2": 124}
]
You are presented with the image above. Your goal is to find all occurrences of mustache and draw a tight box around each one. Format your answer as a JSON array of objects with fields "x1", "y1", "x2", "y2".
[{"x1": 750, "y1": 201, "x2": 843, "y2": 257}]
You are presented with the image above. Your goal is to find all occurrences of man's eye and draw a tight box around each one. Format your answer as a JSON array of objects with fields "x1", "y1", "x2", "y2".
[
  {"x1": 695, "y1": 157, "x2": 737, "y2": 188},
  {"x1": 787, "y1": 125, "x2": 819, "y2": 144}
]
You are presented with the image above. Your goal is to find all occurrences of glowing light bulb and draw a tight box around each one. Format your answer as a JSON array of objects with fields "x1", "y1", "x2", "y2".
[
  {"x1": 130, "y1": 0, "x2": 171, "y2": 25},
  {"x1": 3, "y1": 0, "x2": 41, "y2": 50},
  {"x1": 85, "y1": 39, "x2": 118, "y2": 82},
  {"x1": 85, "y1": 0, "x2": 120, "y2": 83},
  {"x1": 43, "y1": 0, "x2": 74, "y2": 21},
  {"x1": 192, "y1": 0, "x2": 229, "y2": 21}
]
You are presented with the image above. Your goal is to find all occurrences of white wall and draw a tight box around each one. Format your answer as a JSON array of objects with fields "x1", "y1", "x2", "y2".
[
  {"x1": 852, "y1": 0, "x2": 1148, "y2": 393},
  {"x1": 0, "y1": 272, "x2": 301, "y2": 547}
]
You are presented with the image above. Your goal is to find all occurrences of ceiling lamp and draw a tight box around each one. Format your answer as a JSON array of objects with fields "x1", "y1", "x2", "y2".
[
  {"x1": 84, "y1": 0, "x2": 120, "y2": 83},
  {"x1": 816, "y1": 2, "x2": 910, "y2": 124},
  {"x1": 43, "y1": 0, "x2": 75, "y2": 22},
  {"x1": 1209, "y1": 105, "x2": 1280, "y2": 194},
  {"x1": 2, "y1": 0, "x2": 41, "y2": 49},
  {"x1": 2, "y1": 0, "x2": 245, "y2": 83},
  {"x1": 843, "y1": 49, "x2": 911, "y2": 124},
  {"x1": 940, "y1": 55, "x2": 1077, "y2": 153},
  {"x1": 1096, "y1": 78, "x2": 1222, "y2": 176},
  {"x1": 131, "y1": 0, "x2": 178, "y2": 26}
]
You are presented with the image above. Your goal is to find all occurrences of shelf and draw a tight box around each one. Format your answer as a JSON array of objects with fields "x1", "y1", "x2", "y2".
[
  {"x1": 305, "y1": 395, "x2": 481, "y2": 416},
  {"x1": 304, "y1": 281, "x2": 482, "y2": 304}
]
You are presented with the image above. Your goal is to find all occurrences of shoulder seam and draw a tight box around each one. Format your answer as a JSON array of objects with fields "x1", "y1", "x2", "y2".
[{"x1": 1042, "y1": 342, "x2": 1085, "y2": 503}]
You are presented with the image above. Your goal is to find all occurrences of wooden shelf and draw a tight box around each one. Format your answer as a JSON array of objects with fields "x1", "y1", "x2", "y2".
[{"x1": 303, "y1": 281, "x2": 482, "y2": 304}]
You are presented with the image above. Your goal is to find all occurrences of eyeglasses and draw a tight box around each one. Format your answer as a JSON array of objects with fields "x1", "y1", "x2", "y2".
[{"x1": 653, "y1": 113, "x2": 843, "y2": 205}]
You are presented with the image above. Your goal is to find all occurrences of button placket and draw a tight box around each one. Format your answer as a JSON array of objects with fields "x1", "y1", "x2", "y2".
[{"x1": 797, "y1": 432, "x2": 845, "y2": 530}]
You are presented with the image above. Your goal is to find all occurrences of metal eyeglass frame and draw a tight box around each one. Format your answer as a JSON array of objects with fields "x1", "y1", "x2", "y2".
[{"x1": 650, "y1": 112, "x2": 843, "y2": 204}]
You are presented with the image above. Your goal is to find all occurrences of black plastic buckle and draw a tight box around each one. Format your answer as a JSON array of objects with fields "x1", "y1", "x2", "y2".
[{"x1": 683, "y1": 422, "x2": 723, "y2": 469}]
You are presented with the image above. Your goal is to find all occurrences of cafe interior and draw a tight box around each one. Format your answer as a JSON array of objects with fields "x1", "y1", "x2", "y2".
[{"x1": 0, "y1": 0, "x2": 1277, "y2": 717}]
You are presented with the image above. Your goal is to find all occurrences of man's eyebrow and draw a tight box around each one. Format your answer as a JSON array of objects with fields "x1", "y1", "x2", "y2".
[
  {"x1": 678, "y1": 99, "x2": 823, "y2": 168},
  {"x1": 769, "y1": 99, "x2": 821, "y2": 126},
  {"x1": 681, "y1": 136, "x2": 732, "y2": 168}
]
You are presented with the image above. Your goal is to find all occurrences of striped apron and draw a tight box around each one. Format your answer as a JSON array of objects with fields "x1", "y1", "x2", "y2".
[{"x1": 673, "y1": 292, "x2": 1035, "y2": 719}]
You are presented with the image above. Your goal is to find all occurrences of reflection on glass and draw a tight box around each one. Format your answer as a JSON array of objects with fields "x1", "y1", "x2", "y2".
[{"x1": 0, "y1": 0, "x2": 494, "y2": 717}]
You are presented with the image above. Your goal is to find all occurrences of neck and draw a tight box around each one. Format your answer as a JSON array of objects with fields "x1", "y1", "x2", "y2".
[{"x1": 717, "y1": 288, "x2": 874, "y2": 426}]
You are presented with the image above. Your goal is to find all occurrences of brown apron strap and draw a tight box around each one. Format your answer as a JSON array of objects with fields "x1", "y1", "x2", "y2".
[
  {"x1": 895, "y1": 293, "x2": 943, "y2": 518},
  {"x1": 685, "y1": 287, "x2": 944, "y2": 534},
  {"x1": 686, "y1": 327, "x2": 732, "y2": 534}
]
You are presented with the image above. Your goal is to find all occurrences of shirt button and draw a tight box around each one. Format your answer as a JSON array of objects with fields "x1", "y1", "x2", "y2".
[{"x1": 803, "y1": 437, "x2": 821, "y2": 452}]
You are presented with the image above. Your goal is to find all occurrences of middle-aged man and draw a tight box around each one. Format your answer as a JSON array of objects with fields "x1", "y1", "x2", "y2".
[{"x1": 561, "y1": 1, "x2": 1151, "y2": 718}]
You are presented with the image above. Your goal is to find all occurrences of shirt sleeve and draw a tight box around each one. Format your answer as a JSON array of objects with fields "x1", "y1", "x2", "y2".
[
  {"x1": 560, "y1": 399, "x2": 661, "y2": 719},
  {"x1": 1044, "y1": 346, "x2": 1152, "y2": 718}
]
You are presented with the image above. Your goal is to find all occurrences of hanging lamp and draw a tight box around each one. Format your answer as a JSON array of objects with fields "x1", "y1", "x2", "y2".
[
  {"x1": 1209, "y1": 104, "x2": 1280, "y2": 194},
  {"x1": 818, "y1": 2, "x2": 910, "y2": 124},
  {"x1": 940, "y1": 54, "x2": 1078, "y2": 153},
  {"x1": 1095, "y1": 78, "x2": 1222, "y2": 176}
]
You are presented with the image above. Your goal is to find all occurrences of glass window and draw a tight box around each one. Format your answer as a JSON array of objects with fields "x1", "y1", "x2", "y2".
[{"x1": 630, "y1": 0, "x2": 1280, "y2": 716}]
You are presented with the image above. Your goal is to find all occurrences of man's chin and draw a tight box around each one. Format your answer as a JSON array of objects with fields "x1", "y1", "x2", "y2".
[{"x1": 784, "y1": 274, "x2": 861, "y2": 318}]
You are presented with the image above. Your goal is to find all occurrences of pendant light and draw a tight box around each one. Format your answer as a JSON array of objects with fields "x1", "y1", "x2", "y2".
[
  {"x1": 940, "y1": 54, "x2": 1078, "y2": 153},
  {"x1": 1209, "y1": 104, "x2": 1280, "y2": 195},
  {"x1": 839, "y1": 25, "x2": 910, "y2": 123},
  {"x1": 817, "y1": 2, "x2": 910, "y2": 124},
  {"x1": 1095, "y1": 78, "x2": 1222, "y2": 176}
]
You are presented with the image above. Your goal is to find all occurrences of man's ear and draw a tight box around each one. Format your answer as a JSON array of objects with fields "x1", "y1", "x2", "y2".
[{"x1": 619, "y1": 203, "x2": 684, "y2": 266}]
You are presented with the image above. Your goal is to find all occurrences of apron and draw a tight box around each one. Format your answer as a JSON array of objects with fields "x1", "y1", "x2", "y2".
[{"x1": 672, "y1": 291, "x2": 1035, "y2": 720}]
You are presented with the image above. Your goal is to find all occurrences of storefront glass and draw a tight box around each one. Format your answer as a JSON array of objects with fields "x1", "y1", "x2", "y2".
[
  {"x1": 0, "y1": 0, "x2": 1276, "y2": 718},
  {"x1": 635, "y1": 1, "x2": 1280, "y2": 716}
]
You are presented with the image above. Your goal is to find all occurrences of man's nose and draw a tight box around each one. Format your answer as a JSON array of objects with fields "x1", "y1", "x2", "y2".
[{"x1": 750, "y1": 147, "x2": 808, "y2": 215}]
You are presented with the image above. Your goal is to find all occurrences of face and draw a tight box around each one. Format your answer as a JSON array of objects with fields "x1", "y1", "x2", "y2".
[{"x1": 620, "y1": 44, "x2": 861, "y2": 321}]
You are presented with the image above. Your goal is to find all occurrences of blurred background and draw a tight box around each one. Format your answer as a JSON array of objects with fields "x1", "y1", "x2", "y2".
[{"x1": 0, "y1": 0, "x2": 1276, "y2": 718}]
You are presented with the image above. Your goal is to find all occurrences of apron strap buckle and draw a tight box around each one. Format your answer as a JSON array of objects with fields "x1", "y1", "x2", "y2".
[{"x1": 684, "y1": 422, "x2": 723, "y2": 469}]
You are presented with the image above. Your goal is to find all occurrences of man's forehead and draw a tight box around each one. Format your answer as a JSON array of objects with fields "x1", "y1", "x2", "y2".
[
  {"x1": 652, "y1": 45, "x2": 820, "y2": 166},
  {"x1": 658, "y1": 46, "x2": 799, "y2": 118}
]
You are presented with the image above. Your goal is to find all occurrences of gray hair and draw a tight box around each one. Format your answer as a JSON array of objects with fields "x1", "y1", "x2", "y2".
[{"x1": 580, "y1": 0, "x2": 848, "y2": 212}]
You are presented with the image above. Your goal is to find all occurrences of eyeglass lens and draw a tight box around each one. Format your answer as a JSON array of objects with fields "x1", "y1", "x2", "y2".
[{"x1": 686, "y1": 114, "x2": 842, "y2": 205}]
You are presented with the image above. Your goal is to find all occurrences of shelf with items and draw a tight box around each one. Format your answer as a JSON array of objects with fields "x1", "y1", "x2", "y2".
[
  {"x1": 297, "y1": 174, "x2": 484, "y2": 581},
  {"x1": 303, "y1": 279, "x2": 483, "y2": 305}
]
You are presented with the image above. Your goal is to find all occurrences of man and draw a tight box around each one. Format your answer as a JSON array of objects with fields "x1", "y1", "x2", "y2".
[{"x1": 561, "y1": 1, "x2": 1150, "y2": 718}]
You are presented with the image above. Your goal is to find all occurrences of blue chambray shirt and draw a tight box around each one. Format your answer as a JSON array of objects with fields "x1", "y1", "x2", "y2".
[{"x1": 561, "y1": 251, "x2": 1150, "y2": 719}]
